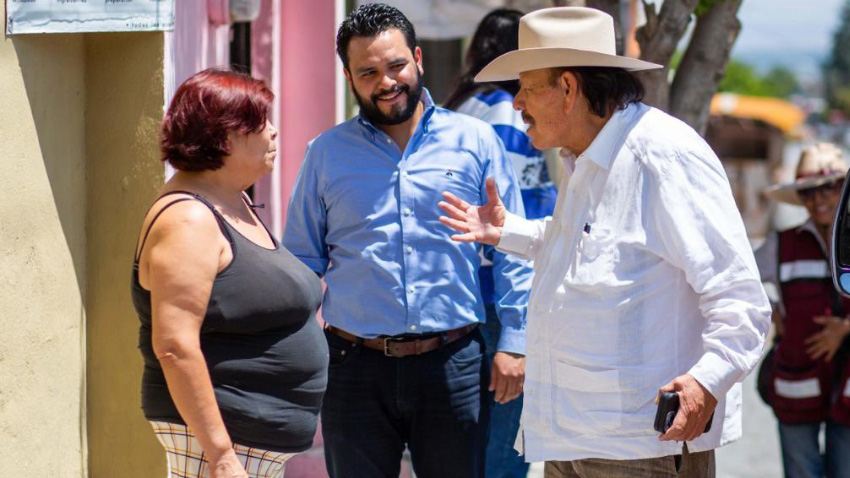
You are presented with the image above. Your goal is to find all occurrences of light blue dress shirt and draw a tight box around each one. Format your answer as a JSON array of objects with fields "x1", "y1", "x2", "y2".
[{"x1": 283, "y1": 90, "x2": 532, "y2": 353}]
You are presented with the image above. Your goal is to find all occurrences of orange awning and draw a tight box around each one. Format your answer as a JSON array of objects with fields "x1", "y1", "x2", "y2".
[{"x1": 710, "y1": 93, "x2": 806, "y2": 136}]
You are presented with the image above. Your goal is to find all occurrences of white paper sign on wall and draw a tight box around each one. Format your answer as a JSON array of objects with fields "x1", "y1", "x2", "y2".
[
  {"x1": 6, "y1": 0, "x2": 176, "y2": 35},
  {"x1": 229, "y1": 0, "x2": 260, "y2": 23}
]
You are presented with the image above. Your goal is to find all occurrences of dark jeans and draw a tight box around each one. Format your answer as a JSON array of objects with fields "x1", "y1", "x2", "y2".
[
  {"x1": 779, "y1": 420, "x2": 850, "y2": 478},
  {"x1": 321, "y1": 326, "x2": 490, "y2": 478},
  {"x1": 481, "y1": 305, "x2": 530, "y2": 478}
]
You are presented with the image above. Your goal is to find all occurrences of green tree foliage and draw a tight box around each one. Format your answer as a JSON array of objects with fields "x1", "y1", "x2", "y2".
[
  {"x1": 826, "y1": 0, "x2": 850, "y2": 112},
  {"x1": 718, "y1": 60, "x2": 799, "y2": 98},
  {"x1": 719, "y1": 60, "x2": 765, "y2": 96},
  {"x1": 762, "y1": 67, "x2": 800, "y2": 98}
]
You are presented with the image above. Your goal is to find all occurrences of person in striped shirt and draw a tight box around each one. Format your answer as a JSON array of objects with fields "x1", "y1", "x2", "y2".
[{"x1": 445, "y1": 9, "x2": 558, "y2": 478}]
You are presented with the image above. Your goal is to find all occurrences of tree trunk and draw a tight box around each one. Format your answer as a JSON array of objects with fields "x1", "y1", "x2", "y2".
[
  {"x1": 587, "y1": 0, "x2": 624, "y2": 54},
  {"x1": 669, "y1": 0, "x2": 742, "y2": 134},
  {"x1": 507, "y1": 0, "x2": 561, "y2": 11},
  {"x1": 551, "y1": 0, "x2": 587, "y2": 7},
  {"x1": 634, "y1": 0, "x2": 699, "y2": 111}
]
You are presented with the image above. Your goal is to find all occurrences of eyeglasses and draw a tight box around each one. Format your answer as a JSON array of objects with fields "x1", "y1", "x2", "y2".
[{"x1": 798, "y1": 180, "x2": 844, "y2": 201}]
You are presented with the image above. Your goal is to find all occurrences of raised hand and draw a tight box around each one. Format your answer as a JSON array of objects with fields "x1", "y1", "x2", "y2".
[{"x1": 438, "y1": 177, "x2": 506, "y2": 246}]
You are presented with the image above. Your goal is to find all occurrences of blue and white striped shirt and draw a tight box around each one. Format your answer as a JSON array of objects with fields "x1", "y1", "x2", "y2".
[{"x1": 457, "y1": 88, "x2": 557, "y2": 304}]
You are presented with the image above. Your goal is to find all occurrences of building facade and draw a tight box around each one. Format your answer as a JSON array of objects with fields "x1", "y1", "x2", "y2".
[{"x1": 0, "y1": 1, "x2": 342, "y2": 476}]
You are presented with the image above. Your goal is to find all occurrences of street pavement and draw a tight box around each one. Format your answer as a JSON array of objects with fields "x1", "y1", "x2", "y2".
[{"x1": 715, "y1": 353, "x2": 783, "y2": 478}]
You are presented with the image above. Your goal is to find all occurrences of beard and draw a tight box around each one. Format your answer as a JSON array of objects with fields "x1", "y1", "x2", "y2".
[{"x1": 353, "y1": 70, "x2": 423, "y2": 126}]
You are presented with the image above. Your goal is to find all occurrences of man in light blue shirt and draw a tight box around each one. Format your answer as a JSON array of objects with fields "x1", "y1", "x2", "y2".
[{"x1": 282, "y1": 4, "x2": 531, "y2": 478}]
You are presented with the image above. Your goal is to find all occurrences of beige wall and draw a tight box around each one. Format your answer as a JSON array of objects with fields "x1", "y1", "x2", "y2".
[
  {"x1": 0, "y1": 25, "x2": 87, "y2": 478},
  {"x1": 85, "y1": 33, "x2": 167, "y2": 477},
  {"x1": 0, "y1": 2, "x2": 168, "y2": 473}
]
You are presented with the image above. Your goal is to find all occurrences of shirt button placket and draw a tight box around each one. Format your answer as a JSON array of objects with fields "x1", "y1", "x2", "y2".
[
  {"x1": 406, "y1": 283, "x2": 416, "y2": 334},
  {"x1": 399, "y1": 165, "x2": 419, "y2": 333}
]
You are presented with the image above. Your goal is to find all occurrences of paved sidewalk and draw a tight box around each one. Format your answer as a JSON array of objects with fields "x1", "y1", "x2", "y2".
[{"x1": 715, "y1": 354, "x2": 782, "y2": 478}]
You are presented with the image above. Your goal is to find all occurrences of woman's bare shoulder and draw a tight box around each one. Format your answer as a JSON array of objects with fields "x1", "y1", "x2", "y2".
[{"x1": 138, "y1": 193, "x2": 223, "y2": 257}]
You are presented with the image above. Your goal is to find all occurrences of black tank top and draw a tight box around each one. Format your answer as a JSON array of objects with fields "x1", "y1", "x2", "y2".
[{"x1": 131, "y1": 191, "x2": 327, "y2": 453}]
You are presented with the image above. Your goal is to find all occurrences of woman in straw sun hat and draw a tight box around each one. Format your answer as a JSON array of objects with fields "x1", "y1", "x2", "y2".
[
  {"x1": 757, "y1": 143, "x2": 850, "y2": 478},
  {"x1": 764, "y1": 143, "x2": 848, "y2": 207}
]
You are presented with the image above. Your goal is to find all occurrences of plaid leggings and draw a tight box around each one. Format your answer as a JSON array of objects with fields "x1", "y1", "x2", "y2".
[{"x1": 150, "y1": 421, "x2": 296, "y2": 478}]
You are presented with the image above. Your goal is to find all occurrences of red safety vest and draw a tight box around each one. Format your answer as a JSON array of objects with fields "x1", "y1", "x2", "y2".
[{"x1": 773, "y1": 226, "x2": 850, "y2": 424}]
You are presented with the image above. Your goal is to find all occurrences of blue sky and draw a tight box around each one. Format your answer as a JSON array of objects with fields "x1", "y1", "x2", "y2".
[{"x1": 731, "y1": 0, "x2": 844, "y2": 80}]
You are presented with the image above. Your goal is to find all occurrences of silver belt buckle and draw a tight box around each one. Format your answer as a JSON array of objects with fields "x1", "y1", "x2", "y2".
[{"x1": 383, "y1": 337, "x2": 401, "y2": 357}]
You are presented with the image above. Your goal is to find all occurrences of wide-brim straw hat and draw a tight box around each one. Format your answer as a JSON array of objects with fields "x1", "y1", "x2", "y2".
[
  {"x1": 764, "y1": 143, "x2": 848, "y2": 206},
  {"x1": 475, "y1": 7, "x2": 662, "y2": 82}
]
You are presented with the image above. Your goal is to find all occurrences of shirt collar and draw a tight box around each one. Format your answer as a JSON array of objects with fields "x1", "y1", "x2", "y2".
[
  {"x1": 559, "y1": 147, "x2": 577, "y2": 175},
  {"x1": 799, "y1": 219, "x2": 818, "y2": 235},
  {"x1": 579, "y1": 102, "x2": 642, "y2": 170},
  {"x1": 356, "y1": 87, "x2": 437, "y2": 137}
]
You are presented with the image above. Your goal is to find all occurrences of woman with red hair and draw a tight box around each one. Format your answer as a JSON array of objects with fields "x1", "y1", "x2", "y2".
[{"x1": 131, "y1": 69, "x2": 327, "y2": 478}]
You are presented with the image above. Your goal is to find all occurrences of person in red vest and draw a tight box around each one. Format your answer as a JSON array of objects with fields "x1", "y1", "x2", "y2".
[{"x1": 759, "y1": 143, "x2": 850, "y2": 478}]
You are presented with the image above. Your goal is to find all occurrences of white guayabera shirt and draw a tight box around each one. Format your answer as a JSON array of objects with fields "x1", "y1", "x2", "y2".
[{"x1": 498, "y1": 103, "x2": 771, "y2": 462}]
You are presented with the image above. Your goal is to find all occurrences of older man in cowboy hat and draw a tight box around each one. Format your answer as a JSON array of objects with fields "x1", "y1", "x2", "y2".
[
  {"x1": 757, "y1": 144, "x2": 850, "y2": 478},
  {"x1": 438, "y1": 7, "x2": 771, "y2": 477}
]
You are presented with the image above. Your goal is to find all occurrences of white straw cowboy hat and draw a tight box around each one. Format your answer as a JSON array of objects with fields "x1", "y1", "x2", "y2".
[
  {"x1": 764, "y1": 143, "x2": 848, "y2": 206},
  {"x1": 475, "y1": 7, "x2": 661, "y2": 82}
]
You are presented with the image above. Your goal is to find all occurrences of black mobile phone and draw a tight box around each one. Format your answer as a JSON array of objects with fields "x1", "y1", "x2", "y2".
[
  {"x1": 653, "y1": 392, "x2": 714, "y2": 434},
  {"x1": 654, "y1": 392, "x2": 679, "y2": 433}
]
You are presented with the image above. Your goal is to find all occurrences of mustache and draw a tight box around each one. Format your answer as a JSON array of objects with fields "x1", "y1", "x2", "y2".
[{"x1": 372, "y1": 84, "x2": 409, "y2": 102}]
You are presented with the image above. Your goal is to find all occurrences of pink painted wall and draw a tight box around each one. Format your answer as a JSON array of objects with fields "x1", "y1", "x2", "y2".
[
  {"x1": 250, "y1": 0, "x2": 275, "y2": 227},
  {"x1": 168, "y1": 1, "x2": 231, "y2": 101},
  {"x1": 251, "y1": 0, "x2": 274, "y2": 89},
  {"x1": 169, "y1": 0, "x2": 337, "y2": 237},
  {"x1": 277, "y1": 0, "x2": 339, "y2": 228},
  {"x1": 252, "y1": 0, "x2": 339, "y2": 237}
]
